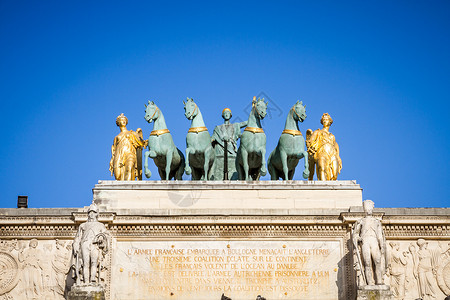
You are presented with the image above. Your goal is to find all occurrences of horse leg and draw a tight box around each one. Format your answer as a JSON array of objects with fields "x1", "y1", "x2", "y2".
[
  {"x1": 254, "y1": 168, "x2": 260, "y2": 181},
  {"x1": 185, "y1": 147, "x2": 192, "y2": 175},
  {"x1": 203, "y1": 147, "x2": 213, "y2": 180},
  {"x1": 260, "y1": 147, "x2": 267, "y2": 177},
  {"x1": 149, "y1": 150, "x2": 157, "y2": 158},
  {"x1": 165, "y1": 150, "x2": 173, "y2": 181},
  {"x1": 158, "y1": 168, "x2": 165, "y2": 180},
  {"x1": 174, "y1": 167, "x2": 183, "y2": 180},
  {"x1": 288, "y1": 169, "x2": 295, "y2": 180},
  {"x1": 268, "y1": 154, "x2": 277, "y2": 180},
  {"x1": 268, "y1": 164, "x2": 276, "y2": 180},
  {"x1": 280, "y1": 149, "x2": 288, "y2": 180},
  {"x1": 144, "y1": 150, "x2": 152, "y2": 178},
  {"x1": 240, "y1": 148, "x2": 250, "y2": 180},
  {"x1": 191, "y1": 167, "x2": 200, "y2": 180},
  {"x1": 300, "y1": 150, "x2": 310, "y2": 179}
]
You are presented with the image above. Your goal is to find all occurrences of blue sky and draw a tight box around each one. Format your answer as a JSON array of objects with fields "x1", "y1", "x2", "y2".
[{"x1": 1, "y1": 1, "x2": 449, "y2": 208}]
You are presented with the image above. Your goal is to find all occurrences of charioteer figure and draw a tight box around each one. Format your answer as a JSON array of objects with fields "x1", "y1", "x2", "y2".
[{"x1": 211, "y1": 108, "x2": 247, "y2": 180}]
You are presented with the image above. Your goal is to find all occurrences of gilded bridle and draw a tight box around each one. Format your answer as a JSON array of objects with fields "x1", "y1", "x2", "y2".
[
  {"x1": 252, "y1": 100, "x2": 265, "y2": 119},
  {"x1": 149, "y1": 106, "x2": 159, "y2": 120},
  {"x1": 292, "y1": 105, "x2": 304, "y2": 120},
  {"x1": 186, "y1": 102, "x2": 199, "y2": 119}
]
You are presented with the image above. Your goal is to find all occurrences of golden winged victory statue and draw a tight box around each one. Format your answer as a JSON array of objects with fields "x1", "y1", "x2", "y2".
[
  {"x1": 306, "y1": 113, "x2": 342, "y2": 180},
  {"x1": 109, "y1": 113, "x2": 147, "y2": 180}
]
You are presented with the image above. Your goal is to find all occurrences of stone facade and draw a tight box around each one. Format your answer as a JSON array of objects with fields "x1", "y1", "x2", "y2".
[{"x1": 0, "y1": 181, "x2": 449, "y2": 299}]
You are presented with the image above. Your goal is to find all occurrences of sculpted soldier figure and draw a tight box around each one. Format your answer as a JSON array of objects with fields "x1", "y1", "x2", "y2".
[
  {"x1": 72, "y1": 203, "x2": 109, "y2": 285},
  {"x1": 211, "y1": 108, "x2": 247, "y2": 180},
  {"x1": 110, "y1": 113, "x2": 146, "y2": 180},
  {"x1": 352, "y1": 200, "x2": 387, "y2": 286},
  {"x1": 306, "y1": 113, "x2": 342, "y2": 180}
]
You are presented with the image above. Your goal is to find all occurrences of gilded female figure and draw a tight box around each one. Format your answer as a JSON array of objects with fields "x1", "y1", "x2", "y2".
[
  {"x1": 306, "y1": 113, "x2": 342, "y2": 180},
  {"x1": 110, "y1": 113, "x2": 146, "y2": 180}
]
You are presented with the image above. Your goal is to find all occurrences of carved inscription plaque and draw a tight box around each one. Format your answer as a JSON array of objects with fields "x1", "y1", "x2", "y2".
[{"x1": 111, "y1": 240, "x2": 342, "y2": 300}]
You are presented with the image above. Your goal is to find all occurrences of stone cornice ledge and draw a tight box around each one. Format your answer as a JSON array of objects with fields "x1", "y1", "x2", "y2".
[
  {"x1": 94, "y1": 180, "x2": 361, "y2": 190},
  {"x1": 110, "y1": 214, "x2": 344, "y2": 225},
  {"x1": 341, "y1": 209, "x2": 450, "y2": 225},
  {"x1": 72, "y1": 212, "x2": 116, "y2": 224}
]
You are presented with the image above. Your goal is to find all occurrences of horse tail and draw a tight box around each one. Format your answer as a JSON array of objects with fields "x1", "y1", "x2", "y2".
[
  {"x1": 267, "y1": 150, "x2": 274, "y2": 169},
  {"x1": 175, "y1": 148, "x2": 185, "y2": 180}
]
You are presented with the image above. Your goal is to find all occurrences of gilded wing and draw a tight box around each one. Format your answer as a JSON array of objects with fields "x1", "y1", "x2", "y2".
[{"x1": 135, "y1": 128, "x2": 144, "y2": 180}]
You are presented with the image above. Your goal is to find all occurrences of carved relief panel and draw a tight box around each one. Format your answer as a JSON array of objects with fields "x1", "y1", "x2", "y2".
[
  {"x1": 386, "y1": 239, "x2": 450, "y2": 300},
  {"x1": 0, "y1": 239, "x2": 73, "y2": 300}
]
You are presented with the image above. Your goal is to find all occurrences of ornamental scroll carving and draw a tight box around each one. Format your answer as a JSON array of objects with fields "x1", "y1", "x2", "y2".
[{"x1": 0, "y1": 239, "x2": 72, "y2": 300}]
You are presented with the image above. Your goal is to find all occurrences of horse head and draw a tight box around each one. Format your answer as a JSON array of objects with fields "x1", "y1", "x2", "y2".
[
  {"x1": 253, "y1": 97, "x2": 268, "y2": 120},
  {"x1": 144, "y1": 100, "x2": 159, "y2": 123},
  {"x1": 183, "y1": 97, "x2": 198, "y2": 120},
  {"x1": 292, "y1": 100, "x2": 307, "y2": 123}
]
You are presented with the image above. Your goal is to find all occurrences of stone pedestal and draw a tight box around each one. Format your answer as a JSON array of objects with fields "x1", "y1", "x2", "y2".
[
  {"x1": 357, "y1": 285, "x2": 392, "y2": 300},
  {"x1": 92, "y1": 180, "x2": 363, "y2": 300},
  {"x1": 93, "y1": 180, "x2": 362, "y2": 211},
  {"x1": 67, "y1": 284, "x2": 106, "y2": 300}
]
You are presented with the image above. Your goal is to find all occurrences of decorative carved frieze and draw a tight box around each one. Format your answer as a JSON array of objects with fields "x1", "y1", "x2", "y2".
[
  {"x1": 0, "y1": 210, "x2": 448, "y2": 300},
  {"x1": 384, "y1": 239, "x2": 450, "y2": 299},
  {"x1": 384, "y1": 224, "x2": 450, "y2": 238},
  {"x1": 0, "y1": 239, "x2": 73, "y2": 299},
  {"x1": 0, "y1": 225, "x2": 77, "y2": 238}
]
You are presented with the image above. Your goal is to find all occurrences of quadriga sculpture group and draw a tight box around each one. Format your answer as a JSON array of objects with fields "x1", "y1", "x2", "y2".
[
  {"x1": 143, "y1": 101, "x2": 185, "y2": 180},
  {"x1": 110, "y1": 96, "x2": 342, "y2": 181}
]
